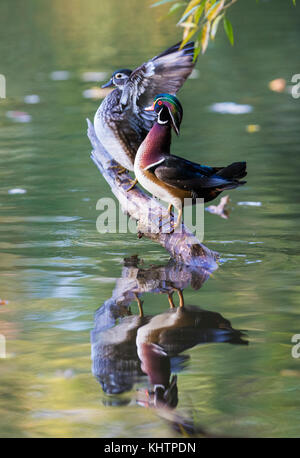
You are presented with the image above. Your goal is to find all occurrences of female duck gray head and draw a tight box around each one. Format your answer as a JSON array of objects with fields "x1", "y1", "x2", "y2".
[{"x1": 101, "y1": 69, "x2": 132, "y2": 89}]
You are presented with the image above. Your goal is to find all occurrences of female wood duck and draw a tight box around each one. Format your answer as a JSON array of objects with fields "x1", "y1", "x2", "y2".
[
  {"x1": 94, "y1": 42, "x2": 195, "y2": 172},
  {"x1": 134, "y1": 94, "x2": 247, "y2": 230}
]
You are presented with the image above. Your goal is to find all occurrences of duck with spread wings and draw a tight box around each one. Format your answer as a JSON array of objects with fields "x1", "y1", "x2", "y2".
[{"x1": 94, "y1": 42, "x2": 195, "y2": 173}]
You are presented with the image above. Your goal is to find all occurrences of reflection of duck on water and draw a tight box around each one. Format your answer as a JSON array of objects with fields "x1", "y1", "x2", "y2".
[
  {"x1": 91, "y1": 257, "x2": 247, "y2": 401},
  {"x1": 91, "y1": 257, "x2": 211, "y2": 396},
  {"x1": 91, "y1": 257, "x2": 248, "y2": 436},
  {"x1": 136, "y1": 305, "x2": 247, "y2": 409}
]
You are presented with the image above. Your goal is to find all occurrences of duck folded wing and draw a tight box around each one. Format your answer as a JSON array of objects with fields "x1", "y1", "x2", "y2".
[
  {"x1": 120, "y1": 42, "x2": 195, "y2": 111},
  {"x1": 151, "y1": 156, "x2": 233, "y2": 190},
  {"x1": 115, "y1": 113, "x2": 155, "y2": 158}
]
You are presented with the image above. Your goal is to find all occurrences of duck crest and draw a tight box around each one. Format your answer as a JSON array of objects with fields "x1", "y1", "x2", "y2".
[{"x1": 138, "y1": 123, "x2": 171, "y2": 170}]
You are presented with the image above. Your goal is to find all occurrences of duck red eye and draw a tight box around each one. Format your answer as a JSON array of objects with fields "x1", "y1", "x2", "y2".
[{"x1": 158, "y1": 100, "x2": 163, "y2": 106}]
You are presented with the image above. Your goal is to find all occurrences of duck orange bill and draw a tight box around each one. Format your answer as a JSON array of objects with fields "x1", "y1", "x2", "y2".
[{"x1": 145, "y1": 103, "x2": 155, "y2": 111}]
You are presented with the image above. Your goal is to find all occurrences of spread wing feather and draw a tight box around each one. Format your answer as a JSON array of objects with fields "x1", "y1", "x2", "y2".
[{"x1": 120, "y1": 42, "x2": 195, "y2": 111}]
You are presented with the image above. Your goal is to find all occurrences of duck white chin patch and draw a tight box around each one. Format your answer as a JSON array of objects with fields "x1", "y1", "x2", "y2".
[{"x1": 157, "y1": 108, "x2": 168, "y2": 125}]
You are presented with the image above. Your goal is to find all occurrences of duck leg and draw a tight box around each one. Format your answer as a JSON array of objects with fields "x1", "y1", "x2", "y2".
[
  {"x1": 134, "y1": 293, "x2": 144, "y2": 317},
  {"x1": 168, "y1": 292, "x2": 176, "y2": 309},
  {"x1": 168, "y1": 289, "x2": 184, "y2": 308},
  {"x1": 126, "y1": 178, "x2": 138, "y2": 192},
  {"x1": 175, "y1": 288, "x2": 184, "y2": 308}
]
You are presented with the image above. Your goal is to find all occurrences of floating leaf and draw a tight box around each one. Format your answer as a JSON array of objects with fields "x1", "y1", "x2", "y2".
[
  {"x1": 210, "y1": 13, "x2": 224, "y2": 39},
  {"x1": 206, "y1": 0, "x2": 224, "y2": 21},
  {"x1": 201, "y1": 21, "x2": 211, "y2": 53},
  {"x1": 223, "y1": 16, "x2": 234, "y2": 45}
]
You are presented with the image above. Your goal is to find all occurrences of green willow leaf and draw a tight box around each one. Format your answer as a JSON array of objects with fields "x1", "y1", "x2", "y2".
[
  {"x1": 177, "y1": 5, "x2": 199, "y2": 24},
  {"x1": 168, "y1": 2, "x2": 187, "y2": 15},
  {"x1": 223, "y1": 16, "x2": 234, "y2": 45},
  {"x1": 193, "y1": 44, "x2": 201, "y2": 62},
  {"x1": 181, "y1": 0, "x2": 203, "y2": 16},
  {"x1": 180, "y1": 25, "x2": 199, "y2": 48},
  {"x1": 194, "y1": 1, "x2": 205, "y2": 24},
  {"x1": 205, "y1": 0, "x2": 216, "y2": 15},
  {"x1": 206, "y1": 0, "x2": 224, "y2": 22},
  {"x1": 151, "y1": 0, "x2": 177, "y2": 8},
  {"x1": 194, "y1": 29, "x2": 203, "y2": 60},
  {"x1": 211, "y1": 13, "x2": 224, "y2": 40},
  {"x1": 201, "y1": 20, "x2": 211, "y2": 53}
]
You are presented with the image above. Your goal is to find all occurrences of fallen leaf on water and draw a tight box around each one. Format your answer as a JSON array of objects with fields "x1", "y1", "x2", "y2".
[
  {"x1": 206, "y1": 195, "x2": 230, "y2": 219},
  {"x1": 6, "y1": 111, "x2": 32, "y2": 123},
  {"x1": 50, "y1": 71, "x2": 70, "y2": 81},
  {"x1": 24, "y1": 94, "x2": 40, "y2": 104},
  {"x1": 0, "y1": 299, "x2": 8, "y2": 305},
  {"x1": 280, "y1": 369, "x2": 300, "y2": 378},
  {"x1": 246, "y1": 124, "x2": 260, "y2": 133},
  {"x1": 8, "y1": 188, "x2": 27, "y2": 195},
  {"x1": 237, "y1": 201, "x2": 262, "y2": 207},
  {"x1": 269, "y1": 78, "x2": 286, "y2": 93},
  {"x1": 209, "y1": 102, "x2": 253, "y2": 114},
  {"x1": 81, "y1": 71, "x2": 108, "y2": 82}
]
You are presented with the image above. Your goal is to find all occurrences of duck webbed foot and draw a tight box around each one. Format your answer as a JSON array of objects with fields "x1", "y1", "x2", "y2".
[
  {"x1": 110, "y1": 164, "x2": 127, "y2": 175},
  {"x1": 159, "y1": 204, "x2": 175, "y2": 233},
  {"x1": 168, "y1": 208, "x2": 183, "y2": 234},
  {"x1": 126, "y1": 178, "x2": 138, "y2": 192}
]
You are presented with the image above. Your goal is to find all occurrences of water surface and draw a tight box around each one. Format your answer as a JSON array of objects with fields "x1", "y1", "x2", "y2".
[{"x1": 0, "y1": 0, "x2": 300, "y2": 438}]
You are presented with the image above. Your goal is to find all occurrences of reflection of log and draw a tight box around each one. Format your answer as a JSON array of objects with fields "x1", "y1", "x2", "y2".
[{"x1": 87, "y1": 119, "x2": 218, "y2": 269}]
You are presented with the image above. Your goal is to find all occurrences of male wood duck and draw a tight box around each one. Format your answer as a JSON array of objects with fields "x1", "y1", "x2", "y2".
[
  {"x1": 94, "y1": 42, "x2": 195, "y2": 173},
  {"x1": 134, "y1": 94, "x2": 247, "y2": 230}
]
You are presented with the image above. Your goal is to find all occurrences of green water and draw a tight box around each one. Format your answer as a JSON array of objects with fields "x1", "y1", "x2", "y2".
[{"x1": 0, "y1": 0, "x2": 300, "y2": 438}]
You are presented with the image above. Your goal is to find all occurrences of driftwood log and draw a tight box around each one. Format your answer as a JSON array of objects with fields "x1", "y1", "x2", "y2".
[{"x1": 87, "y1": 118, "x2": 218, "y2": 270}]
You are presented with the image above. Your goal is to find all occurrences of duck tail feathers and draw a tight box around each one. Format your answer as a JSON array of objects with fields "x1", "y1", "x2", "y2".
[{"x1": 217, "y1": 162, "x2": 247, "y2": 181}]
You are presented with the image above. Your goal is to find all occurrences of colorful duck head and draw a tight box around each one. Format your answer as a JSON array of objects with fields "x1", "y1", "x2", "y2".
[
  {"x1": 152, "y1": 93, "x2": 183, "y2": 136},
  {"x1": 101, "y1": 69, "x2": 132, "y2": 89}
]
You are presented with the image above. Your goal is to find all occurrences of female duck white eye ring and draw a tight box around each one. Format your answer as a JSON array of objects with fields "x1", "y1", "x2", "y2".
[{"x1": 116, "y1": 73, "x2": 123, "y2": 78}]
